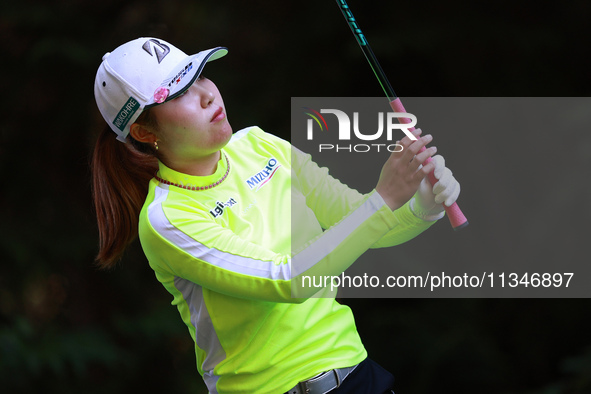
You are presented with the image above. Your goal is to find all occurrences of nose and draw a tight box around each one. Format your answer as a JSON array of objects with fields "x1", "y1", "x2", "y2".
[{"x1": 196, "y1": 83, "x2": 215, "y2": 108}]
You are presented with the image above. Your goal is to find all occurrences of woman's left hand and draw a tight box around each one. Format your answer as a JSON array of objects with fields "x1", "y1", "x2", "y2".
[{"x1": 410, "y1": 155, "x2": 460, "y2": 221}]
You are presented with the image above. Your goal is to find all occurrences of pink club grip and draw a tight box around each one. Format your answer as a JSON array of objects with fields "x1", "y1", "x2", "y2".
[{"x1": 389, "y1": 98, "x2": 468, "y2": 230}]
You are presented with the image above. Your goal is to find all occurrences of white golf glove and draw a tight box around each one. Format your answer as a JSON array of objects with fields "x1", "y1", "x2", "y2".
[{"x1": 410, "y1": 155, "x2": 460, "y2": 221}]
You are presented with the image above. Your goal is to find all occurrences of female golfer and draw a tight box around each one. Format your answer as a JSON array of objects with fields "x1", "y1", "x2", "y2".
[{"x1": 92, "y1": 37, "x2": 460, "y2": 394}]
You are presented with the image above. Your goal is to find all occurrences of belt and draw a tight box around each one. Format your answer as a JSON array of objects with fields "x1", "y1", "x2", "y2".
[{"x1": 285, "y1": 364, "x2": 358, "y2": 394}]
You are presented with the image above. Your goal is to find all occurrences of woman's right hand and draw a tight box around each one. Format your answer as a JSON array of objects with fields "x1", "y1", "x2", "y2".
[{"x1": 375, "y1": 128, "x2": 438, "y2": 211}]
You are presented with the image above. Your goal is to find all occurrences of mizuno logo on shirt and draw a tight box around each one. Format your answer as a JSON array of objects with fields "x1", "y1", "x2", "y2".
[
  {"x1": 209, "y1": 197, "x2": 237, "y2": 218},
  {"x1": 246, "y1": 158, "x2": 281, "y2": 191}
]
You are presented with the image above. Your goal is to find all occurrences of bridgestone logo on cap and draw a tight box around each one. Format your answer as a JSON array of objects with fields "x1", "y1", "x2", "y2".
[{"x1": 113, "y1": 97, "x2": 140, "y2": 131}]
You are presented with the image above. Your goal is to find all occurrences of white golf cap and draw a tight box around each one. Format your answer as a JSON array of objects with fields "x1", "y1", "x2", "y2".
[{"x1": 94, "y1": 37, "x2": 227, "y2": 142}]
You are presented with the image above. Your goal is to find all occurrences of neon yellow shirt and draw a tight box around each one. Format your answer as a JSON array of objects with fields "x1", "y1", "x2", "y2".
[{"x1": 138, "y1": 126, "x2": 436, "y2": 393}]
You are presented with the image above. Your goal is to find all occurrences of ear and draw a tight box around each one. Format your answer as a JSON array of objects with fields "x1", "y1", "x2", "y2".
[{"x1": 129, "y1": 122, "x2": 158, "y2": 144}]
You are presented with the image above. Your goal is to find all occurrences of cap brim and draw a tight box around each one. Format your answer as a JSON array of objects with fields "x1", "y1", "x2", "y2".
[{"x1": 145, "y1": 47, "x2": 228, "y2": 108}]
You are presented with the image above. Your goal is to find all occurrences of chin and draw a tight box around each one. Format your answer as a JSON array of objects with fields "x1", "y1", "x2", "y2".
[{"x1": 220, "y1": 122, "x2": 233, "y2": 140}]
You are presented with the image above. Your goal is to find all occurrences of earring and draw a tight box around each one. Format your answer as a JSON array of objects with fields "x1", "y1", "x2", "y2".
[{"x1": 154, "y1": 140, "x2": 159, "y2": 151}]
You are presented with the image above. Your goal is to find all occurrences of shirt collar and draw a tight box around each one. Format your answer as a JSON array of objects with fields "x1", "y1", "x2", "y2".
[{"x1": 156, "y1": 151, "x2": 229, "y2": 189}]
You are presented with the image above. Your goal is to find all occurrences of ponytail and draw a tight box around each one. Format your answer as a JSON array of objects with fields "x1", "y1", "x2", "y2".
[{"x1": 91, "y1": 125, "x2": 158, "y2": 269}]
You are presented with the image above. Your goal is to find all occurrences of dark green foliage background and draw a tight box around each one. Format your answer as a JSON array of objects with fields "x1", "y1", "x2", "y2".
[{"x1": 1, "y1": 0, "x2": 590, "y2": 392}]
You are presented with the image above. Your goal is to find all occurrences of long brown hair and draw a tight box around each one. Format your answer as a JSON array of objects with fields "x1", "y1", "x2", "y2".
[{"x1": 91, "y1": 110, "x2": 159, "y2": 269}]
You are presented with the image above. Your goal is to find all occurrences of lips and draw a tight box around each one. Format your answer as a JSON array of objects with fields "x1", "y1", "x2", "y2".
[{"x1": 211, "y1": 107, "x2": 225, "y2": 123}]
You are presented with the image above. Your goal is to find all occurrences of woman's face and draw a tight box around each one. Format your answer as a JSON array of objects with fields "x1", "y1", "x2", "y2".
[{"x1": 150, "y1": 76, "x2": 233, "y2": 163}]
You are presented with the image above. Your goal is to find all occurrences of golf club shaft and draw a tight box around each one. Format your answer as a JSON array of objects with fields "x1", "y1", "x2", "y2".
[{"x1": 335, "y1": 0, "x2": 468, "y2": 230}]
